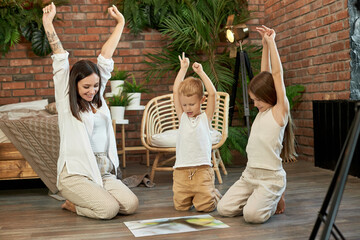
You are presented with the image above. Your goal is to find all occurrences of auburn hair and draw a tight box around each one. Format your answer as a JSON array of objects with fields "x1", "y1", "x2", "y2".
[
  {"x1": 249, "y1": 71, "x2": 297, "y2": 162},
  {"x1": 69, "y1": 60, "x2": 102, "y2": 121}
]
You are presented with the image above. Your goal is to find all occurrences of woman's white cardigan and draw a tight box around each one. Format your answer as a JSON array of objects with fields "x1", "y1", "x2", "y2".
[{"x1": 52, "y1": 52, "x2": 119, "y2": 187}]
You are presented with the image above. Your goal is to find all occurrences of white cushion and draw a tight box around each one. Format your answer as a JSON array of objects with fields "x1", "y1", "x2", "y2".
[
  {"x1": 0, "y1": 99, "x2": 48, "y2": 112},
  {"x1": 150, "y1": 129, "x2": 222, "y2": 147}
]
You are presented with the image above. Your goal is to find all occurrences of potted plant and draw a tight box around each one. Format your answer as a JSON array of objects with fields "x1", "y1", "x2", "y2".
[
  {"x1": 109, "y1": 69, "x2": 130, "y2": 95},
  {"x1": 123, "y1": 74, "x2": 149, "y2": 107},
  {"x1": 108, "y1": 92, "x2": 132, "y2": 122}
]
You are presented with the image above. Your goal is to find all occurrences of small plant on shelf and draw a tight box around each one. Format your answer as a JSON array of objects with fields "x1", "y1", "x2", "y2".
[
  {"x1": 108, "y1": 92, "x2": 132, "y2": 107},
  {"x1": 109, "y1": 69, "x2": 130, "y2": 81},
  {"x1": 123, "y1": 74, "x2": 149, "y2": 93}
]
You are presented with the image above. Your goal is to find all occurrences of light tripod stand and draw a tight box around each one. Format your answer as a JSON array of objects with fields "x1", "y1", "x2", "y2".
[
  {"x1": 228, "y1": 41, "x2": 253, "y2": 136},
  {"x1": 310, "y1": 102, "x2": 360, "y2": 239}
]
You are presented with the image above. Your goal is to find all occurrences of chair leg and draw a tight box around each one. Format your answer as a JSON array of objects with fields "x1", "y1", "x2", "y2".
[
  {"x1": 150, "y1": 153, "x2": 162, "y2": 182},
  {"x1": 212, "y1": 150, "x2": 223, "y2": 184},
  {"x1": 215, "y1": 149, "x2": 228, "y2": 175},
  {"x1": 146, "y1": 150, "x2": 150, "y2": 167}
]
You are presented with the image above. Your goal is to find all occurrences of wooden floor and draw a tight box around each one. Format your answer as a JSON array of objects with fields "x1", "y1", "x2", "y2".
[{"x1": 0, "y1": 160, "x2": 359, "y2": 240}]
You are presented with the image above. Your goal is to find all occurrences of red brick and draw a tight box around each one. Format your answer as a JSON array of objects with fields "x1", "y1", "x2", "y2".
[
  {"x1": 2, "y1": 82, "x2": 25, "y2": 90},
  {"x1": 6, "y1": 51, "x2": 27, "y2": 58},
  {"x1": 123, "y1": 56, "x2": 145, "y2": 64},
  {"x1": 65, "y1": 28, "x2": 86, "y2": 34},
  {"x1": 63, "y1": 13, "x2": 86, "y2": 20},
  {"x1": 33, "y1": 58, "x2": 52, "y2": 66},
  {"x1": 96, "y1": 20, "x2": 115, "y2": 27},
  {"x1": 26, "y1": 82, "x2": 49, "y2": 88},
  {"x1": 78, "y1": 35, "x2": 99, "y2": 42},
  {"x1": 20, "y1": 97, "x2": 43, "y2": 102},
  {"x1": 0, "y1": 76, "x2": 12, "y2": 82},
  {"x1": 79, "y1": 5, "x2": 102, "y2": 12},
  {"x1": 330, "y1": 22, "x2": 343, "y2": 32},
  {"x1": 87, "y1": 27, "x2": 109, "y2": 34},
  {"x1": 0, "y1": 90, "x2": 11, "y2": 97},
  {"x1": 13, "y1": 89, "x2": 35, "y2": 96},
  {"x1": 87, "y1": 12, "x2": 106, "y2": 20},
  {"x1": 0, "y1": 98, "x2": 19, "y2": 105},
  {"x1": 36, "y1": 89, "x2": 55, "y2": 96},
  {"x1": 10, "y1": 59, "x2": 32, "y2": 67},
  {"x1": 73, "y1": 50, "x2": 96, "y2": 56},
  {"x1": 73, "y1": 20, "x2": 96, "y2": 27},
  {"x1": 35, "y1": 74, "x2": 53, "y2": 81},
  {"x1": 21, "y1": 67, "x2": 44, "y2": 74}
]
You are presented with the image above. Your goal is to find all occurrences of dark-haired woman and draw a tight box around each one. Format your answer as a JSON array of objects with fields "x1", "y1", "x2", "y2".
[
  {"x1": 217, "y1": 26, "x2": 295, "y2": 223},
  {"x1": 42, "y1": 2, "x2": 138, "y2": 219}
]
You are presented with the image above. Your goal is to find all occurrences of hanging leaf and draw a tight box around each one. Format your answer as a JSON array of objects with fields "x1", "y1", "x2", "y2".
[
  {"x1": 31, "y1": 26, "x2": 51, "y2": 56},
  {"x1": 20, "y1": 21, "x2": 37, "y2": 42}
]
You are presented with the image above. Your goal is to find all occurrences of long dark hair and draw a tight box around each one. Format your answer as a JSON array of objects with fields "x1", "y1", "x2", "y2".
[
  {"x1": 69, "y1": 60, "x2": 102, "y2": 121},
  {"x1": 248, "y1": 71, "x2": 296, "y2": 162}
]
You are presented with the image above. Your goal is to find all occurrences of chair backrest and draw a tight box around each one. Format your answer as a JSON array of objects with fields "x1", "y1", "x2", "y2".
[{"x1": 141, "y1": 92, "x2": 229, "y2": 152}]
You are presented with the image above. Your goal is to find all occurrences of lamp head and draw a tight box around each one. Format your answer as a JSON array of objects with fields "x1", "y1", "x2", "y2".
[{"x1": 225, "y1": 24, "x2": 249, "y2": 43}]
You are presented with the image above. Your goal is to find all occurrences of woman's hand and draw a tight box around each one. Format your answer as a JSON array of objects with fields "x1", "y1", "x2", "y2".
[
  {"x1": 42, "y1": 2, "x2": 56, "y2": 25},
  {"x1": 178, "y1": 52, "x2": 190, "y2": 69},
  {"x1": 192, "y1": 62, "x2": 203, "y2": 74},
  {"x1": 108, "y1": 5, "x2": 125, "y2": 26}
]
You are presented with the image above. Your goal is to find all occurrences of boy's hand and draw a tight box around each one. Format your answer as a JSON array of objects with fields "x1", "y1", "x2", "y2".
[
  {"x1": 108, "y1": 5, "x2": 125, "y2": 26},
  {"x1": 179, "y1": 52, "x2": 189, "y2": 69},
  {"x1": 192, "y1": 62, "x2": 203, "y2": 74},
  {"x1": 42, "y1": 2, "x2": 56, "y2": 25}
]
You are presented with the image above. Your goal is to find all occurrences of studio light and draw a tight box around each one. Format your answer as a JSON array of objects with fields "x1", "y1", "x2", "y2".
[{"x1": 223, "y1": 15, "x2": 253, "y2": 134}]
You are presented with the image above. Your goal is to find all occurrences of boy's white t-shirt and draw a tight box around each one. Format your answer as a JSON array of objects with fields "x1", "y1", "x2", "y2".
[{"x1": 174, "y1": 112, "x2": 212, "y2": 168}]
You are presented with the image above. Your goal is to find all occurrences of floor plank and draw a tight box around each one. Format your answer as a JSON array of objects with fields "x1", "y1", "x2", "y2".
[{"x1": 0, "y1": 160, "x2": 359, "y2": 240}]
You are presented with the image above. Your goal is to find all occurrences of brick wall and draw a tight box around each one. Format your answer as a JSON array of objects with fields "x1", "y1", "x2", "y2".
[
  {"x1": 260, "y1": 0, "x2": 350, "y2": 161},
  {"x1": 0, "y1": 0, "x2": 352, "y2": 163}
]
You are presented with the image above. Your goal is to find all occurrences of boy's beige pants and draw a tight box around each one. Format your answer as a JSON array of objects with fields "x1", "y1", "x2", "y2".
[
  {"x1": 217, "y1": 167, "x2": 286, "y2": 223},
  {"x1": 58, "y1": 153, "x2": 138, "y2": 219},
  {"x1": 173, "y1": 165, "x2": 221, "y2": 212}
]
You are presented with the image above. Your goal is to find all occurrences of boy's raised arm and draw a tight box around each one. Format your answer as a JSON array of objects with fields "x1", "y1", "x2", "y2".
[
  {"x1": 173, "y1": 52, "x2": 189, "y2": 120},
  {"x1": 192, "y1": 62, "x2": 216, "y2": 121}
]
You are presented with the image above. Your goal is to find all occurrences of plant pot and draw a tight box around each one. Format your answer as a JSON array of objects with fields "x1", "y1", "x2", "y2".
[
  {"x1": 128, "y1": 92, "x2": 141, "y2": 107},
  {"x1": 110, "y1": 106, "x2": 125, "y2": 121},
  {"x1": 110, "y1": 80, "x2": 124, "y2": 95}
]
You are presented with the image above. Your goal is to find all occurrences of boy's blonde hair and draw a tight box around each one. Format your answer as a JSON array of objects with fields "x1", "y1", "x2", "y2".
[{"x1": 178, "y1": 77, "x2": 204, "y2": 99}]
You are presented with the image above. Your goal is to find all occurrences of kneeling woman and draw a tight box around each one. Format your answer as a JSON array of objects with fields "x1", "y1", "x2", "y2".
[{"x1": 42, "y1": 3, "x2": 138, "y2": 219}]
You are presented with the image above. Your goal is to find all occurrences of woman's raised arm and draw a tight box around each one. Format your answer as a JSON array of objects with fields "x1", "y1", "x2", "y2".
[
  {"x1": 100, "y1": 5, "x2": 125, "y2": 59},
  {"x1": 42, "y1": 2, "x2": 65, "y2": 54}
]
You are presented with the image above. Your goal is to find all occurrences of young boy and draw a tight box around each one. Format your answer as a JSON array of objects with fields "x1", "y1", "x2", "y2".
[{"x1": 172, "y1": 52, "x2": 221, "y2": 212}]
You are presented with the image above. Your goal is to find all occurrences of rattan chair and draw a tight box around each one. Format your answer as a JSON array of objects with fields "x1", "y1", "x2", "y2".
[{"x1": 141, "y1": 92, "x2": 229, "y2": 183}]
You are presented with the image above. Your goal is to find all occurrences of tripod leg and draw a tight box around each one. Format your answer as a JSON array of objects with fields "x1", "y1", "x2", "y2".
[
  {"x1": 240, "y1": 51, "x2": 250, "y2": 135},
  {"x1": 320, "y1": 106, "x2": 360, "y2": 240},
  {"x1": 229, "y1": 51, "x2": 241, "y2": 126},
  {"x1": 309, "y1": 120, "x2": 352, "y2": 239}
]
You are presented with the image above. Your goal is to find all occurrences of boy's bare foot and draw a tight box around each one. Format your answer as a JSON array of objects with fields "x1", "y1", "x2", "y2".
[
  {"x1": 275, "y1": 194, "x2": 285, "y2": 214},
  {"x1": 61, "y1": 200, "x2": 76, "y2": 213}
]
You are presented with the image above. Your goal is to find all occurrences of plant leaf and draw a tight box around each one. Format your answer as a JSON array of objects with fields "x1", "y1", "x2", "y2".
[{"x1": 31, "y1": 26, "x2": 52, "y2": 56}]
